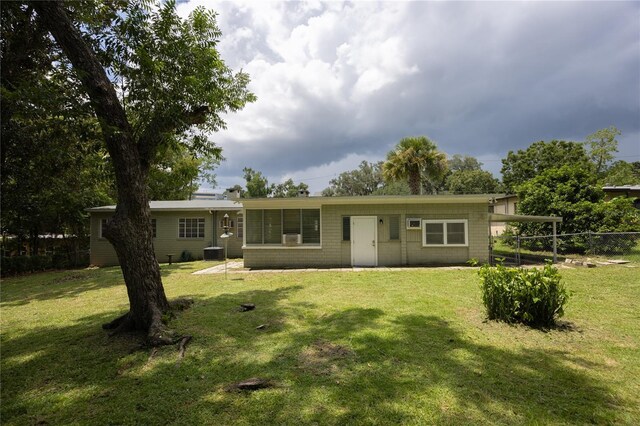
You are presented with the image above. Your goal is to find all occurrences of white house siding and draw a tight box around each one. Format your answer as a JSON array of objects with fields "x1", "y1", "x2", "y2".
[
  {"x1": 89, "y1": 210, "x2": 243, "y2": 266},
  {"x1": 243, "y1": 202, "x2": 488, "y2": 268}
]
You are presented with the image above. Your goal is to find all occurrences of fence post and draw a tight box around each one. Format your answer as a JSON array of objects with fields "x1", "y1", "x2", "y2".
[
  {"x1": 516, "y1": 235, "x2": 521, "y2": 266},
  {"x1": 552, "y1": 221, "x2": 557, "y2": 263},
  {"x1": 588, "y1": 231, "x2": 594, "y2": 255}
]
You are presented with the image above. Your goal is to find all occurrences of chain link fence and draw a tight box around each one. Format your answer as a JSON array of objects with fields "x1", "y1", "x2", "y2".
[{"x1": 490, "y1": 231, "x2": 640, "y2": 266}]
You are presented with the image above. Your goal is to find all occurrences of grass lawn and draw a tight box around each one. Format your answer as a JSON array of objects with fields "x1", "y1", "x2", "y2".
[{"x1": 1, "y1": 261, "x2": 639, "y2": 425}]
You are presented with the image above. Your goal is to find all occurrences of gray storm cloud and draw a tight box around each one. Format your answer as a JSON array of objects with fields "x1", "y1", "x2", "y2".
[{"x1": 178, "y1": 1, "x2": 640, "y2": 192}]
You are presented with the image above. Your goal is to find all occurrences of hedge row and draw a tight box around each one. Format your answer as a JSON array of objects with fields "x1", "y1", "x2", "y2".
[{"x1": 1, "y1": 254, "x2": 89, "y2": 277}]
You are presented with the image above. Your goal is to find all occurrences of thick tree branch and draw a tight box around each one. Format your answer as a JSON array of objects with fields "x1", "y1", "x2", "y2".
[
  {"x1": 32, "y1": 2, "x2": 131, "y2": 141},
  {"x1": 138, "y1": 106, "x2": 210, "y2": 163}
]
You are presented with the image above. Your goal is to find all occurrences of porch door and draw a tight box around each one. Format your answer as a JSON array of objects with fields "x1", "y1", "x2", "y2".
[{"x1": 351, "y1": 216, "x2": 377, "y2": 266}]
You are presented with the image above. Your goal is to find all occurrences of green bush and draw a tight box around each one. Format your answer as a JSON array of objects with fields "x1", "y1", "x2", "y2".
[
  {"x1": 30, "y1": 255, "x2": 52, "y2": 271},
  {"x1": 12, "y1": 256, "x2": 31, "y2": 274},
  {"x1": 478, "y1": 263, "x2": 569, "y2": 327},
  {"x1": 180, "y1": 250, "x2": 194, "y2": 262},
  {"x1": 51, "y1": 253, "x2": 69, "y2": 269},
  {"x1": 1, "y1": 257, "x2": 15, "y2": 276}
]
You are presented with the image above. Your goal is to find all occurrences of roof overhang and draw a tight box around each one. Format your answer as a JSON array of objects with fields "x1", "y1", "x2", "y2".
[
  {"x1": 489, "y1": 213, "x2": 562, "y2": 223},
  {"x1": 242, "y1": 194, "x2": 499, "y2": 209},
  {"x1": 86, "y1": 201, "x2": 242, "y2": 213}
]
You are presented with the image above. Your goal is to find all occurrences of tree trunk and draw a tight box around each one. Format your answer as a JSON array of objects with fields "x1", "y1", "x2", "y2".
[
  {"x1": 408, "y1": 170, "x2": 421, "y2": 195},
  {"x1": 33, "y1": 1, "x2": 175, "y2": 345}
]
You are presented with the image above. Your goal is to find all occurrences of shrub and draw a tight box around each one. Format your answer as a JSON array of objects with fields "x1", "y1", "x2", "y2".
[
  {"x1": 51, "y1": 253, "x2": 69, "y2": 269},
  {"x1": 180, "y1": 250, "x2": 194, "y2": 262},
  {"x1": 30, "y1": 255, "x2": 52, "y2": 271},
  {"x1": 478, "y1": 263, "x2": 569, "y2": 327},
  {"x1": 1, "y1": 257, "x2": 15, "y2": 276},
  {"x1": 12, "y1": 256, "x2": 31, "y2": 274}
]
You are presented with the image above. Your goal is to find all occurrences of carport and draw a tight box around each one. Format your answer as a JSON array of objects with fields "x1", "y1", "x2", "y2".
[{"x1": 489, "y1": 213, "x2": 563, "y2": 263}]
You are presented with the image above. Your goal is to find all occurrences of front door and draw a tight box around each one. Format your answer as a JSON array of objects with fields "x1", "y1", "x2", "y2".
[{"x1": 351, "y1": 216, "x2": 377, "y2": 266}]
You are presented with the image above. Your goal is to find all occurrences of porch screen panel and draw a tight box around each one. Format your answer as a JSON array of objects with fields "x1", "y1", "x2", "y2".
[
  {"x1": 263, "y1": 209, "x2": 282, "y2": 244},
  {"x1": 302, "y1": 209, "x2": 320, "y2": 244},
  {"x1": 246, "y1": 210, "x2": 263, "y2": 244},
  {"x1": 283, "y1": 209, "x2": 301, "y2": 234}
]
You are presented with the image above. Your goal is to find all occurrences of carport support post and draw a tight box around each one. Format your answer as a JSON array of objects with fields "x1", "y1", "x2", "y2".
[{"x1": 552, "y1": 221, "x2": 557, "y2": 263}]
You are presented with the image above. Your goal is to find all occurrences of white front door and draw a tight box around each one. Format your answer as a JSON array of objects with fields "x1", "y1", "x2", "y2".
[{"x1": 351, "y1": 216, "x2": 377, "y2": 266}]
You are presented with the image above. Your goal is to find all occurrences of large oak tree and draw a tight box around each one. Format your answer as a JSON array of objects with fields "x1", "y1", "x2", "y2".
[{"x1": 31, "y1": 0, "x2": 255, "y2": 344}]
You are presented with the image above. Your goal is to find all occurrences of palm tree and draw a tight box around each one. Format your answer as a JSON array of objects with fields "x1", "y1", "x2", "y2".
[{"x1": 382, "y1": 136, "x2": 448, "y2": 195}]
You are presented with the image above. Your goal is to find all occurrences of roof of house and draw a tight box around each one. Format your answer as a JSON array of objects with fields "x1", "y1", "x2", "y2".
[
  {"x1": 86, "y1": 200, "x2": 242, "y2": 212},
  {"x1": 602, "y1": 185, "x2": 640, "y2": 192},
  {"x1": 241, "y1": 194, "x2": 503, "y2": 208}
]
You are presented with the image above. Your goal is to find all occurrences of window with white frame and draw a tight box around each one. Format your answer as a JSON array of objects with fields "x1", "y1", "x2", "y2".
[
  {"x1": 237, "y1": 215, "x2": 243, "y2": 239},
  {"x1": 179, "y1": 218, "x2": 205, "y2": 238},
  {"x1": 422, "y1": 220, "x2": 468, "y2": 247}
]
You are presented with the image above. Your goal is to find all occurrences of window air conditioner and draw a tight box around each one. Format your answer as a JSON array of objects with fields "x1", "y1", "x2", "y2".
[
  {"x1": 282, "y1": 233, "x2": 302, "y2": 245},
  {"x1": 406, "y1": 218, "x2": 422, "y2": 230}
]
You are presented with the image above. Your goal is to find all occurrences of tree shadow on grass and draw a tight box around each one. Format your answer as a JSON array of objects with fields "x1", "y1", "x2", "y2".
[
  {"x1": 1, "y1": 285, "x2": 627, "y2": 425},
  {"x1": 0, "y1": 261, "x2": 206, "y2": 307},
  {"x1": 0, "y1": 267, "x2": 127, "y2": 307}
]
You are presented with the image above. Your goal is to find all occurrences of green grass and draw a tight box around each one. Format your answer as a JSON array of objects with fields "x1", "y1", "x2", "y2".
[{"x1": 2, "y1": 261, "x2": 639, "y2": 425}]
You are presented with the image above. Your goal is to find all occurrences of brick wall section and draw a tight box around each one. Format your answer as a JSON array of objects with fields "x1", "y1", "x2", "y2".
[
  {"x1": 243, "y1": 202, "x2": 489, "y2": 268},
  {"x1": 89, "y1": 210, "x2": 243, "y2": 266}
]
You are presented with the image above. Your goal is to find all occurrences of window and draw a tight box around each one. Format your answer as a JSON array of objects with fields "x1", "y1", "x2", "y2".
[
  {"x1": 283, "y1": 209, "x2": 301, "y2": 234},
  {"x1": 246, "y1": 210, "x2": 263, "y2": 244},
  {"x1": 422, "y1": 220, "x2": 468, "y2": 247},
  {"x1": 302, "y1": 209, "x2": 320, "y2": 244},
  {"x1": 245, "y1": 209, "x2": 321, "y2": 245},
  {"x1": 179, "y1": 218, "x2": 205, "y2": 238},
  {"x1": 342, "y1": 216, "x2": 350, "y2": 241},
  {"x1": 237, "y1": 216, "x2": 243, "y2": 239},
  {"x1": 151, "y1": 218, "x2": 157, "y2": 238},
  {"x1": 99, "y1": 218, "x2": 111, "y2": 238},
  {"x1": 263, "y1": 209, "x2": 282, "y2": 244},
  {"x1": 389, "y1": 216, "x2": 400, "y2": 240}
]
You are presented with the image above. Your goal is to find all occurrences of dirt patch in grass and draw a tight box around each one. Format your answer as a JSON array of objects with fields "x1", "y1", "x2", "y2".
[{"x1": 298, "y1": 339, "x2": 354, "y2": 376}]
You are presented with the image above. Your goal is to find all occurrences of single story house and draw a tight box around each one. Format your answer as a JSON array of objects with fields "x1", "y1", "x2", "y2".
[
  {"x1": 87, "y1": 200, "x2": 243, "y2": 266},
  {"x1": 241, "y1": 194, "x2": 494, "y2": 268},
  {"x1": 88, "y1": 194, "x2": 562, "y2": 268},
  {"x1": 602, "y1": 185, "x2": 640, "y2": 209}
]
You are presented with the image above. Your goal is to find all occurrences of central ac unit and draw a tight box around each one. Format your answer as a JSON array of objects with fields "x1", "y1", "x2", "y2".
[{"x1": 282, "y1": 233, "x2": 302, "y2": 245}]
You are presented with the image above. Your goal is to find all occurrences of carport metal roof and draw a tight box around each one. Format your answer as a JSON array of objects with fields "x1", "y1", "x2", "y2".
[{"x1": 489, "y1": 213, "x2": 562, "y2": 223}]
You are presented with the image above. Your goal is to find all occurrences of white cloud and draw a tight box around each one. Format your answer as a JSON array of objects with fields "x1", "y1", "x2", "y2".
[{"x1": 177, "y1": 0, "x2": 640, "y2": 194}]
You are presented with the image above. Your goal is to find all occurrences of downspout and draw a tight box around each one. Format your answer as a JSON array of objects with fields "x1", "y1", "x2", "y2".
[{"x1": 212, "y1": 210, "x2": 218, "y2": 247}]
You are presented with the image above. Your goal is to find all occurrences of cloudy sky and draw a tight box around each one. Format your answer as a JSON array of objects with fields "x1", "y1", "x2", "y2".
[{"x1": 177, "y1": 1, "x2": 640, "y2": 194}]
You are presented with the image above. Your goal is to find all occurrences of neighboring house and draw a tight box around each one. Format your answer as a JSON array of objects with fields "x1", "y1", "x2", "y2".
[
  {"x1": 241, "y1": 195, "x2": 493, "y2": 268},
  {"x1": 489, "y1": 194, "x2": 518, "y2": 235},
  {"x1": 87, "y1": 200, "x2": 243, "y2": 266},
  {"x1": 602, "y1": 185, "x2": 640, "y2": 209}
]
